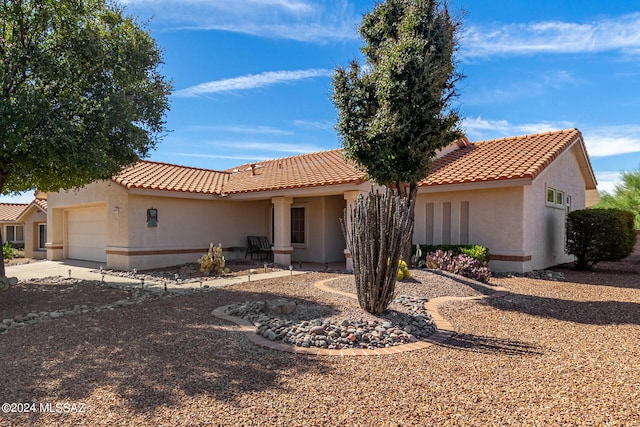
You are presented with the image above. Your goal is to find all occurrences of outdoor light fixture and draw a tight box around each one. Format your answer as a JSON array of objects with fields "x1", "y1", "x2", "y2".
[
  {"x1": 248, "y1": 270, "x2": 251, "y2": 282},
  {"x1": 141, "y1": 278, "x2": 145, "y2": 289},
  {"x1": 147, "y1": 208, "x2": 158, "y2": 227},
  {"x1": 113, "y1": 206, "x2": 119, "y2": 214},
  {"x1": 289, "y1": 265, "x2": 293, "y2": 277},
  {"x1": 264, "y1": 263, "x2": 267, "y2": 273},
  {"x1": 68, "y1": 269, "x2": 71, "y2": 278}
]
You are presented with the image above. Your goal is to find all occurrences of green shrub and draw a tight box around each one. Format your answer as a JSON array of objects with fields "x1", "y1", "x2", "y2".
[
  {"x1": 415, "y1": 244, "x2": 490, "y2": 266},
  {"x1": 566, "y1": 208, "x2": 637, "y2": 270},
  {"x1": 3, "y1": 241, "x2": 14, "y2": 260}
]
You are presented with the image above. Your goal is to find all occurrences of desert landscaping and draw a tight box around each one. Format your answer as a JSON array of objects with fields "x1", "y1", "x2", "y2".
[{"x1": 0, "y1": 239, "x2": 638, "y2": 426}]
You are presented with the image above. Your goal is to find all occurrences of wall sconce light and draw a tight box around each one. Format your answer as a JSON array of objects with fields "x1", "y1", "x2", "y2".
[
  {"x1": 147, "y1": 208, "x2": 158, "y2": 227},
  {"x1": 113, "y1": 206, "x2": 119, "y2": 214}
]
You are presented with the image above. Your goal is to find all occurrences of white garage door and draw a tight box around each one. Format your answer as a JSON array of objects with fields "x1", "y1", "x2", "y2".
[{"x1": 67, "y1": 207, "x2": 107, "y2": 262}]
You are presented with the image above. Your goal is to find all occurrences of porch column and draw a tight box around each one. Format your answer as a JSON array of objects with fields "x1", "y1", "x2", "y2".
[
  {"x1": 272, "y1": 196, "x2": 293, "y2": 266},
  {"x1": 46, "y1": 208, "x2": 64, "y2": 261},
  {"x1": 343, "y1": 191, "x2": 361, "y2": 273}
]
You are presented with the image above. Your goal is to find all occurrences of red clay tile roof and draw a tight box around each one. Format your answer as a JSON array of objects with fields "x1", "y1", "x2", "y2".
[
  {"x1": 34, "y1": 198, "x2": 48, "y2": 212},
  {"x1": 109, "y1": 129, "x2": 594, "y2": 196},
  {"x1": 421, "y1": 128, "x2": 590, "y2": 187},
  {"x1": 113, "y1": 160, "x2": 230, "y2": 195},
  {"x1": 222, "y1": 149, "x2": 364, "y2": 194},
  {"x1": 0, "y1": 203, "x2": 28, "y2": 221}
]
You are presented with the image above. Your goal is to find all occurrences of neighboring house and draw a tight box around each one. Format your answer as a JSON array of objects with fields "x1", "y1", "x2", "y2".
[
  {"x1": 16, "y1": 195, "x2": 48, "y2": 259},
  {"x1": 0, "y1": 192, "x2": 48, "y2": 259},
  {"x1": 0, "y1": 203, "x2": 28, "y2": 248},
  {"x1": 45, "y1": 128, "x2": 598, "y2": 273}
]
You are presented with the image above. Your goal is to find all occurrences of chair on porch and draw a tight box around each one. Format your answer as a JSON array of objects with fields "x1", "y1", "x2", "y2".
[{"x1": 245, "y1": 236, "x2": 273, "y2": 260}]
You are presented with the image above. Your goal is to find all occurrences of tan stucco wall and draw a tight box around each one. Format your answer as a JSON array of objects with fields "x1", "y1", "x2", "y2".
[
  {"x1": 22, "y1": 209, "x2": 47, "y2": 259},
  {"x1": 412, "y1": 143, "x2": 590, "y2": 273},
  {"x1": 47, "y1": 181, "x2": 115, "y2": 262},
  {"x1": 290, "y1": 195, "x2": 345, "y2": 263},
  {"x1": 414, "y1": 186, "x2": 526, "y2": 272},
  {"x1": 523, "y1": 145, "x2": 588, "y2": 270},
  {"x1": 47, "y1": 181, "x2": 272, "y2": 270},
  {"x1": 114, "y1": 195, "x2": 271, "y2": 270}
]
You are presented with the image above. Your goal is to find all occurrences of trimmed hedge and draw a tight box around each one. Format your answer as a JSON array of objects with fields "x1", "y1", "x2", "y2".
[
  {"x1": 566, "y1": 208, "x2": 637, "y2": 270},
  {"x1": 413, "y1": 244, "x2": 490, "y2": 266}
]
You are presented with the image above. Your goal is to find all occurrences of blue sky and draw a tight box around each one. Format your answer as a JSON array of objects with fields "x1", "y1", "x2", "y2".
[{"x1": 3, "y1": 0, "x2": 640, "y2": 203}]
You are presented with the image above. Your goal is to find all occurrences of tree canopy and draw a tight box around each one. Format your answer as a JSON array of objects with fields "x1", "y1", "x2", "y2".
[
  {"x1": 332, "y1": 0, "x2": 462, "y2": 197},
  {"x1": 332, "y1": 0, "x2": 463, "y2": 313},
  {"x1": 597, "y1": 168, "x2": 640, "y2": 229},
  {"x1": 0, "y1": 0, "x2": 172, "y2": 196}
]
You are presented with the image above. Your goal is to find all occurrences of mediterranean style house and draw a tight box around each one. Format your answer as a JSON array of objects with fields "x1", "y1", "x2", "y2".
[{"x1": 42, "y1": 128, "x2": 598, "y2": 273}]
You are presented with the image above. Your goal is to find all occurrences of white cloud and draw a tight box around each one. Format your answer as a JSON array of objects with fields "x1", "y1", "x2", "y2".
[
  {"x1": 119, "y1": 0, "x2": 358, "y2": 42},
  {"x1": 293, "y1": 119, "x2": 334, "y2": 131},
  {"x1": 582, "y1": 125, "x2": 640, "y2": 157},
  {"x1": 187, "y1": 125, "x2": 293, "y2": 136},
  {"x1": 167, "y1": 152, "x2": 272, "y2": 162},
  {"x1": 461, "y1": 117, "x2": 574, "y2": 140},
  {"x1": 173, "y1": 69, "x2": 333, "y2": 97},
  {"x1": 594, "y1": 171, "x2": 623, "y2": 194},
  {"x1": 210, "y1": 141, "x2": 323, "y2": 154},
  {"x1": 461, "y1": 12, "x2": 640, "y2": 59},
  {"x1": 462, "y1": 119, "x2": 640, "y2": 158}
]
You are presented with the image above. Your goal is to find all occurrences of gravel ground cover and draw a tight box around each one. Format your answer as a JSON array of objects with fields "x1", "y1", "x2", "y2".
[
  {"x1": 326, "y1": 268, "x2": 495, "y2": 299},
  {"x1": 0, "y1": 243, "x2": 639, "y2": 426},
  {"x1": 0, "y1": 278, "x2": 130, "y2": 321}
]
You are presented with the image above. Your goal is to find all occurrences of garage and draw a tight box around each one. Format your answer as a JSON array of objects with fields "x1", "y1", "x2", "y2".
[{"x1": 67, "y1": 206, "x2": 107, "y2": 262}]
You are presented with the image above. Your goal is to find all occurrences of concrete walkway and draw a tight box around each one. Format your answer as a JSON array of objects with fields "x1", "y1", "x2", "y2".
[{"x1": 5, "y1": 260, "x2": 308, "y2": 293}]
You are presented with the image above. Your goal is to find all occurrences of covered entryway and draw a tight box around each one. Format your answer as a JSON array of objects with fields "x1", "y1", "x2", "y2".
[{"x1": 67, "y1": 206, "x2": 107, "y2": 263}]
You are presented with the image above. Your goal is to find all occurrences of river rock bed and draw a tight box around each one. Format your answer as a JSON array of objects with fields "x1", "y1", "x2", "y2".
[{"x1": 224, "y1": 295, "x2": 436, "y2": 349}]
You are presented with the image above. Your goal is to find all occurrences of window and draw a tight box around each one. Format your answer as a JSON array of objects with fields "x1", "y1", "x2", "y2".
[
  {"x1": 5, "y1": 225, "x2": 24, "y2": 243},
  {"x1": 291, "y1": 207, "x2": 305, "y2": 244},
  {"x1": 38, "y1": 224, "x2": 47, "y2": 250},
  {"x1": 546, "y1": 187, "x2": 567, "y2": 209}
]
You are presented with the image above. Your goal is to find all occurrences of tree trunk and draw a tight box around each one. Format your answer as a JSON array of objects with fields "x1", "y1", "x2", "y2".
[
  {"x1": 391, "y1": 181, "x2": 418, "y2": 266},
  {"x1": 0, "y1": 228, "x2": 5, "y2": 278},
  {"x1": 342, "y1": 188, "x2": 413, "y2": 314},
  {"x1": 0, "y1": 175, "x2": 7, "y2": 278}
]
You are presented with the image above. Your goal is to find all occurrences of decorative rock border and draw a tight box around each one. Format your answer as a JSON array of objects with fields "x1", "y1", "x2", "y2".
[{"x1": 211, "y1": 277, "x2": 510, "y2": 356}]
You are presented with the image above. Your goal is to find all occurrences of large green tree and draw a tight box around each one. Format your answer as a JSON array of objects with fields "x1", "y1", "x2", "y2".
[
  {"x1": 332, "y1": 0, "x2": 462, "y2": 313},
  {"x1": 0, "y1": 0, "x2": 171, "y2": 277},
  {"x1": 597, "y1": 168, "x2": 640, "y2": 229}
]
